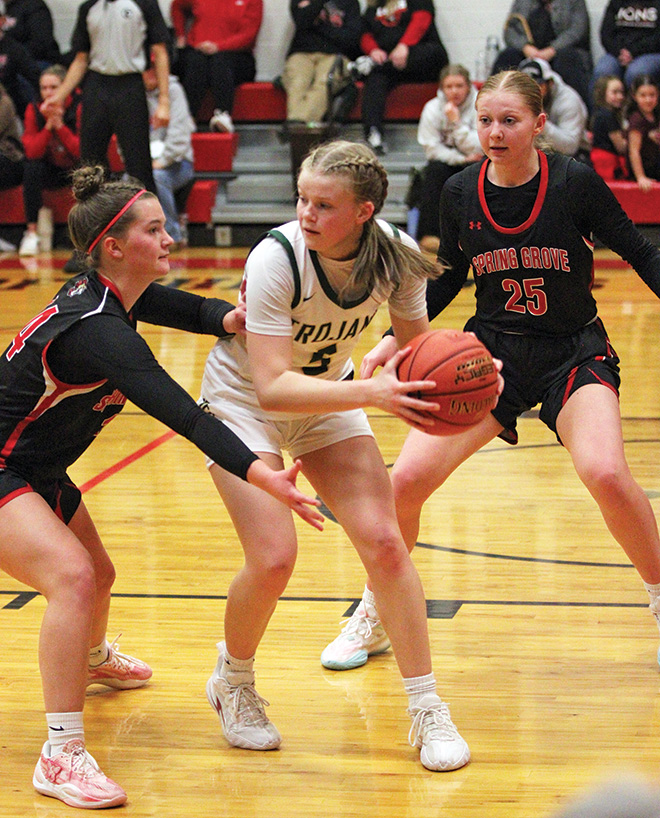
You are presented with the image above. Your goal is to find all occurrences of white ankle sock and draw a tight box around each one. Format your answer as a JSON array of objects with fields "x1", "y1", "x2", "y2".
[
  {"x1": 644, "y1": 581, "x2": 660, "y2": 630},
  {"x1": 404, "y1": 672, "x2": 441, "y2": 709},
  {"x1": 362, "y1": 586, "x2": 377, "y2": 617},
  {"x1": 88, "y1": 640, "x2": 109, "y2": 668},
  {"x1": 46, "y1": 711, "x2": 84, "y2": 753},
  {"x1": 219, "y1": 643, "x2": 255, "y2": 685}
]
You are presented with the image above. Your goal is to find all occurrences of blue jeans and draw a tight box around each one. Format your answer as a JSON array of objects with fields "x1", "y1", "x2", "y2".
[
  {"x1": 153, "y1": 159, "x2": 194, "y2": 242},
  {"x1": 592, "y1": 52, "x2": 660, "y2": 89}
]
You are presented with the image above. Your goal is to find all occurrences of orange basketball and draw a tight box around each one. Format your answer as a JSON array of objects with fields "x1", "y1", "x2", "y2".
[{"x1": 397, "y1": 329, "x2": 498, "y2": 436}]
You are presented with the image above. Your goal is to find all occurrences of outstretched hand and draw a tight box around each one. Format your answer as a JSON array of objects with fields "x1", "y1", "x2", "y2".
[
  {"x1": 246, "y1": 459, "x2": 324, "y2": 531},
  {"x1": 359, "y1": 334, "x2": 398, "y2": 379}
]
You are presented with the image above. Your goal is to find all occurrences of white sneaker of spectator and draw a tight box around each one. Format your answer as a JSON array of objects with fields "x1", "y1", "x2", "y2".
[
  {"x1": 347, "y1": 56, "x2": 375, "y2": 77},
  {"x1": 19, "y1": 230, "x2": 40, "y2": 256},
  {"x1": 210, "y1": 109, "x2": 234, "y2": 133}
]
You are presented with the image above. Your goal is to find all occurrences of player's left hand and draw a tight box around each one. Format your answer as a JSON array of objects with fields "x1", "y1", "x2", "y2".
[
  {"x1": 222, "y1": 302, "x2": 247, "y2": 336},
  {"x1": 246, "y1": 459, "x2": 324, "y2": 530}
]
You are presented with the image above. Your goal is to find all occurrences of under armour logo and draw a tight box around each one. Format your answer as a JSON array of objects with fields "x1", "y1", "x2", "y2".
[{"x1": 469, "y1": 221, "x2": 482, "y2": 230}]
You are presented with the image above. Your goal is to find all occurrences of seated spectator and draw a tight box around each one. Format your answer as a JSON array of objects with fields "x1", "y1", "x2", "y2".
[
  {"x1": 171, "y1": 0, "x2": 263, "y2": 133},
  {"x1": 0, "y1": 80, "x2": 24, "y2": 191},
  {"x1": 493, "y1": 0, "x2": 592, "y2": 108},
  {"x1": 3, "y1": 0, "x2": 61, "y2": 67},
  {"x1": 0, "y1": 0, "x2": 40, "y2": 115},
  {"x1": 143, "y1": 60, "x2": 195, "y2": 249},
  {"x1": 519, "y1": 57, "x2": 589, "y2": 157},
  {"x1": 590, "y1": 75, "x2": 628, "y2": 180},
  {"x1": 281, "y1": 0, "x2": 361, "y2": 131},
  {"x1": 18, "y1": 64, "x2": 80, "y2": 257},
  {"x1": 592, "y1": 0, "x2": 660, "y2": 90},
  {"x1": 415, "y1": 63, "x2": 482, "y2": 254},
  {"x1": 355, "y1": 0, "x2": 448, "y2": 155},
  {"x1": 626, "y1": 74, "x2": 660, "y2": 191}
]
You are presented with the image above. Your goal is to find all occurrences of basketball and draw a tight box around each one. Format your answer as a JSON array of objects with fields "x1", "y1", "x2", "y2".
[{"x1": 397, "y1": 329, "x2": 498, "y2": 436}]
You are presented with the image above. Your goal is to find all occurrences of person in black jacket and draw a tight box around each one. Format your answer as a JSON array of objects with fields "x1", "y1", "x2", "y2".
[
  {"x1": 281, "y1": 0, "x2": 361, "y2": 128},
  {"x1": 356, "y1": 0, "x2": 448, "y2": 155},
  {"x1": 0, "y1": 0, "x2": 40, "y2": 115},
  {"x1": 3, "y1": 0, "x2": 60, "y2": 66},
  {"x1": 593, "y1": 0, "x2": 660, "y2": 88}
]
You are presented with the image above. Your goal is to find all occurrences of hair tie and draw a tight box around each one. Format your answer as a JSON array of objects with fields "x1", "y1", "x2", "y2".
[{"x1": 87, "y1": 189, "x2": 147, "y2": 254}]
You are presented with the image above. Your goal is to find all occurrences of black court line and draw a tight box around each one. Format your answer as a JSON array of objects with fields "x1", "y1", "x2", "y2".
[
  {"x1": 0, "y1": 590, "x2": 647, "y2": 618},
  {"x1": 415, "y1": 541, "x2": 635, "y2": 567}
]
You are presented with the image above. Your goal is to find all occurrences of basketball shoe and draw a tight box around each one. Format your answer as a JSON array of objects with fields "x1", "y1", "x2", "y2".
[
  {"x1": 321, "y1": 601, "x2": 390, "y2": 670},
  {"x1": 33, "y1": 740, "x2": 127, "y2": 808},
  {"x1": 408, "y1": 695, "x2": 471, "y2": 771},
  {"x1": 206, "y1": 642, "x2": 281, "y2": 750},
  {"x1": 87, "y1": 635, "x2": 152, "y2": 689}
]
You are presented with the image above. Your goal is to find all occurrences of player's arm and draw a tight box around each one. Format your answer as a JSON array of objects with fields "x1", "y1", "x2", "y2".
[{"x1": 133, "y1": 284, "x2": 239, "y2": 337}]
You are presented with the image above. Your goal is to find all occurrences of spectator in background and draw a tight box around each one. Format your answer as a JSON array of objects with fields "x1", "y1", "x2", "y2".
[
  {"x1": 0, "y1": 79, "x2": 23, "y2": 191},
  {"x1": 355, "y1": 0, "x2": 448, "y2": 155},
  {"x1": 171, "y1": 0, "x2": 263, "y2": 134},
  {"x1": 593, "y1": 0, "x2": 660, "y2": 90},
  {"x1": 519, "y1": 57, "x2": 588, "y2": 158},
  {"x1": 3, "y1": 0, "x2": 60, "y2": 67},
  {"x1": 0, "y1": 0, "x2": 40, "y2": 115},
  {"x1": 493, "y1": 0, "x2": 592, "y2": 108},
  {"x1": 281, "y1": 0, "x2": 361, "y2": 131},
  {"x1": 143, "y1": 60, "x2": 195, "y2": 250},
  {"x1": 415, "y1": 63, "x2": 482, "y2": 255},
  {"x1": 590, "y1": 75, "x2": 628, "y2": 181},
  {"x1": 19, "y1": 64, "x2": 80, "y2": 257},
  {"x1": 626, "y1": 74, "x2": 660, "y2": 190}
]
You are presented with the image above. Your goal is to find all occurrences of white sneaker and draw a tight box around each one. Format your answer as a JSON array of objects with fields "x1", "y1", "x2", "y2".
[
  {"x1": 408, "y1": 695, "x2": 471, "y2": 771},
  {"x1": 209, "y1": 109, "x2": 234, "y2": 133},
  {"x1": 321, "y1": 601, "x2": 390, "y2": 670},
  {"x1": 366, "y1": 127, "x2": 387, "y2": 155},
  {"x1": 33, "y1": 740, "x2": 127, "y2": 808},
  {"x1": 19, "y1": 230, "x2": 40, "y2": 256},
  {"x1": 0, "y1": 236, "x2": 16, "y2": 252},
  {"x1": 206, "y1": 643, "x2": 281, "y2": 750}
]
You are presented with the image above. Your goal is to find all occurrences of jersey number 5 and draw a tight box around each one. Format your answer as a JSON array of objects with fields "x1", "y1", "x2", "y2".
[
  {"x1": 303, "y1": 343, "x2": 338, "y2": 376},
  {"x1": 6, "y1": 304, "x2": 60, "y2": 361},
  {"x1": 502, "y1": 277, "x2": 547, "y2": 316}
]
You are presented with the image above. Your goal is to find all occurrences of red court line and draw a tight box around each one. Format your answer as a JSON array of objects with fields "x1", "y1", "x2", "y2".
[{"x1": 79, "y1": 429, "x2": 176, "y2": 494}]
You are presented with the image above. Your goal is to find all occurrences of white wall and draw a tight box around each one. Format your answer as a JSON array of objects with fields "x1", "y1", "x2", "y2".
[{"x1": 47, "y1": 0, "x2": 608, "y2": 82}]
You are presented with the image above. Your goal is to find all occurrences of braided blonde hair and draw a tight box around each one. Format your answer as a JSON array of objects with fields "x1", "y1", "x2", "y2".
[{"x1": 299, "y1": 140, "x2": 440, "y2": 300}]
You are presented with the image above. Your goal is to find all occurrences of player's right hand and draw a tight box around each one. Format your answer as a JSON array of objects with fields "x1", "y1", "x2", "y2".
[{"x1": 359, "y1": 334, "x2": 398, "y2": 379}]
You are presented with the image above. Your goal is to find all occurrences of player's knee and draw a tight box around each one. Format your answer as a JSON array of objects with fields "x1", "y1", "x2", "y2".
[
  {"x1": 579, "y1": 457, "x2": 630, "y2": 502},
  {"x1": 363, "y1": 530, "x2": 410, "y2": 578},
  {"x1": 46, "y1": 556, "x2": 97, "y2": 609},
  {"x1": 249, "y1": 545, "x2": 297, "y2": 596}
]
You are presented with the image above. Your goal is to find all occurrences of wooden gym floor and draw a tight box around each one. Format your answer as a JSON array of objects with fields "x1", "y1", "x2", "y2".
[{"x1": 1, "y1": 246, "x2": 660, "y2": 817}]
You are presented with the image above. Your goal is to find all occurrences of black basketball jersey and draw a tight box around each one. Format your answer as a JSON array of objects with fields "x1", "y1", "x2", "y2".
[
  {"x1": 0, "y1": 272, "x2": 136, "y2": 482},
  {"x1": 456, "y1": 151, "x2": 597, "y2": 336}
]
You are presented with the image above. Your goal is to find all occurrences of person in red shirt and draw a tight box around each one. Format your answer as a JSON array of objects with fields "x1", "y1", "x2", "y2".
[
  {"x1": 171, "y1": 0, "x2": 263, "y2": 133},
  {"x1": 356, "y1": 0, "x2": 448, "y2": 155},
  {"x1": 19, "y1": 64, "x2": 81, "y2": 256}
]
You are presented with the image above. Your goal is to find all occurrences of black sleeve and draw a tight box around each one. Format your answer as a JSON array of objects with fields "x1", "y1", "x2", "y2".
[
  {"x1": 566, "y1": 160, "x2": 660, "y2": 299},
  {"x1": 70, "y1": 0, "x2": 92, "y2": 53},
  {"x1": 426, "y1": 180, "x2": 472, "y2": 321},
  {"x1": 599, "y1": 0, "x2": 616, "y2": 55},
  {"x1": 47, "y1": 315, "x2": 258, "y2": 480},
  {"x1": 132, "y1": 283, "x2": 236, "y2": 337}
]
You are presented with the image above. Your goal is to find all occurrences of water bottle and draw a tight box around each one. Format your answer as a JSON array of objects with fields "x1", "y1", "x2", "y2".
[
  {"x1": 474, "y1": 52, "x2": 486, "y2": 84},
  {"x1": 485, "y1": 36, "x2": 500, "y2": 77}
]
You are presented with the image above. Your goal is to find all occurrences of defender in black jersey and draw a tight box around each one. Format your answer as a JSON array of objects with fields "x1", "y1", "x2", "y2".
[
  {"x1": 0, "y1": 167, "x2": 321, "y2": 809},
  {"x1": 325, "y1": 70, "x2": 660, "y2": 679}
]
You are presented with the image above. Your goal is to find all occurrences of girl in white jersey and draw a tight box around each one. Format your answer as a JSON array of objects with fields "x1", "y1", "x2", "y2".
[{"x1": 201, "y1": 139, "x2": 472, "y2": 772}]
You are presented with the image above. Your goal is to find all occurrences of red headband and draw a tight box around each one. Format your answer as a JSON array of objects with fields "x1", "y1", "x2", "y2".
[{"x1": 87, "y1": 189, "x2": 148, "y2": 254}]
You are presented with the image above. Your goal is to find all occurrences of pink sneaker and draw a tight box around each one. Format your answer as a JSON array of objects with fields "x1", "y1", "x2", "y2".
[
  {"x1": 87, "y1": 635, "x2": 152, "y2": 689},
  {"x1": 33, "y1": 740, "x2": 127, "y2": 808}
]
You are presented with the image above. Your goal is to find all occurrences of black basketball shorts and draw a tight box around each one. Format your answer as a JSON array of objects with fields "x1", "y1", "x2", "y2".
[{"x1": 0, "y1": 469, "x2": 82, "y2": 524}]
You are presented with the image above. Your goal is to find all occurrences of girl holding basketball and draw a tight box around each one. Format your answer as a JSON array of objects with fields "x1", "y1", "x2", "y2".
[
  {"x1": 0, "y1": 165, "x2": 324, "y2": 808},
  {"x1": 199, "y1": 139, "x2": 473, "y2": 772},
  {"x1": 322, "y1": 69, "x2": 660, "y2": 673}
]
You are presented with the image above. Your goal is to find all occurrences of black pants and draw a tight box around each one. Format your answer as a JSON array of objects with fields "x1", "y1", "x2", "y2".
[
  {"x1": 179, "y1": 47, "x2": 256, "y2": 118},
  {"x1": 80, "y1": 71, "x2": 156, "y2": 193},
  {"x1": 23, "y1": 159, "x2": 70, "y2": 223},
  {"x1": 0, "y1": 154, "x2": 24, "y2": 190},
  {"x1": 361, "y1": 41, "x2": 448, "y2": 134},
  {"x1": 416, "y1": 160, "x2": 463, "y2": 240}
]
